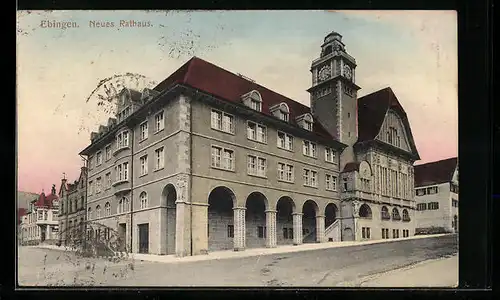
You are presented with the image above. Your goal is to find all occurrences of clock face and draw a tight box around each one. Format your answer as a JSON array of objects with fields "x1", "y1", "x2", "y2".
[
  {"x1": 318, "y1": 65, "x2": 331, "y2": 81},
  {"x1": 343, "y1": 65, "x2": 352, "y2": 80}
]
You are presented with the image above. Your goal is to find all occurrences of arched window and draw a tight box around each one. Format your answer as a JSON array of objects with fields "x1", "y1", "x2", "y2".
[
  {"x1": 392, "y1": 208, "x2": 401, "y2": 220},
  {"x1": 124, "y1": 197, "x2": 130, "y2": 212},
  {"x1": 402, "y1": 209, "x2": 410, "y2": 222},
  {"x1": 381, "y1": 206, "x2": 390, "y2": 220},
  {"x1": 140, "y1": 192, "x2": 148, "y2": 209},
  {"x1": 87, "y1": 207, "x2": 92, "y2": 220},
  {"x1": 359, "y1": 204, "x2": 372, "y2": 219},
  {"x1": 105, "y1": 202, "x2": 111, "y2": 216},
  {"x1": 96, "y1": 205, "x2": 101, "y2": 218},
  {"x1": 118, "y1": 198, "x2": 123, "y2": 214}
]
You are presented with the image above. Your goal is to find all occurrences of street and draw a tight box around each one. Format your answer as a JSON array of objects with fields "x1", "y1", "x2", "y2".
[{"x1": 18, "y1": 234, "x2": 458, "y2": 287}]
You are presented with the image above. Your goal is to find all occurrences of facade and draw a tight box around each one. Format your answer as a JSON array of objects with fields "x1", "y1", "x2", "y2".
[
  {"x1": 79, "y1": 31, "x2": 420, "y2": 257},
  {"x1": 414, "y1": 157, "x2": 459, "y2": 233},
  {"x1": 58, "y1": 167, "x2": 88, "y2": 244},
  {"x1": 20, "y1": 185, "x2": 60, "y2": 245}
]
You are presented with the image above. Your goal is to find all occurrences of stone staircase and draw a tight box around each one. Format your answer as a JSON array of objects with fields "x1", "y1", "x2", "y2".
[{"x1": 325, "y1": 219, "x2": 341, "y2": 242}]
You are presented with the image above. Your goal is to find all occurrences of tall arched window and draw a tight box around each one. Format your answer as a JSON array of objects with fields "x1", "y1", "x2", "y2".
[
  {"x1": 96, "y1": 205, "x2": 101, "y2": 218},
  {"x1": 87, "y1": 207, "x2": 92, "y2": 220},
  {"x1": 392, "y1": 208, "x2": 401, "y2": 220},
  {"x1": 105, "y1": 202, "x2": 111, "y2": 216},
  {"x1": 140, "y1": 192, "x2": 148, "y2": 209},
  {"x1": 381, "y1": 206, "x2": 390, "y2": 220},
  {"x1": 118, "y1": 198, "x2": 123, "y2": 214},
  {"x1": 402, "y1": 209, "x2": 410, "y2": 222},
  {"x1": 359, "y1": 204, "x2": 372, "y2": 219}
]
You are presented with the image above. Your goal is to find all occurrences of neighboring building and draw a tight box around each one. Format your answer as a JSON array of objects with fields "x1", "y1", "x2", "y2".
[
  {"x1": 20, "y1": 185, "x2": 60, "y2": 245},
  {"x1": 17, "y1": 208, "x2": 28, "y2": 244},
  {"x1": 58, "y1": 167, "x2": 88, "y2": 244},
  {"x1": 79, "y1": 31, "x2": 420, "y2": 257},
  {"x1": 414, "y1": 157, "x2": 459, "y2": 233},
  {"x1": 17, "y1": 191, "x2": 39, "y2": 210}
]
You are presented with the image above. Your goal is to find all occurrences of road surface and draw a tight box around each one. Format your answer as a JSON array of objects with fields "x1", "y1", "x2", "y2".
[{"x1": 17, "y1": 234, "x2": 458, "y2": 287}]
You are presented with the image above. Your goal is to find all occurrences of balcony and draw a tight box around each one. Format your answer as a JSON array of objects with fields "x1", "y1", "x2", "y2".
[{"x1": 112, "y1": 179, "x2": 131, "y2": 195}]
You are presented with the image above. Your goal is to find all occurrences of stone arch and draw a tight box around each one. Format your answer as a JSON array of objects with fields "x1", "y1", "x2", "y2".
[
  {"x1": 381, "y1": 206, "x2": 390, "y2": 220},
  {"x1": 208, "y1": 186, "x2": 237, "y2": 251},
  {"x1": 324, "y1": 203, "x2": 338, "y2": 228},
  {"x1": 359, "y1": 204, "x2": 372, "y2": 218},
  {"x1": 276, "y1": 196, "x2": 296, "y2": 245},
  {"x1": 245, "y1": 192, "x2": 268, "y2": 249},
  {"x1": 402, "y1": 208, "x2": 409, "y2": 221},
  {"x1": 302, "y1": 200, "x2": 319, "y2": 243},
  {"x1": 392, "y1": 207, "x2": 401, "y2": 220},
  {"x1": 161, "y1": 184, "x2": 177, "y2": 255}
]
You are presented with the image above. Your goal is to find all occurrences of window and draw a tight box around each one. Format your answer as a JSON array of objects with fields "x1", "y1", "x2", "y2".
[
  {"x1": 452, "y1": 200, "x2": 459, "y2": 207},
  {"x1": 304, "y1": 120, "x2": 313, "y2": 131},
  {"x1": 250, "y1": 99, "x2": 261, "y2": 112},
  {"x1": 278, "y1": 110, "x2": 288, "y2": 122},
  {"x1": 402, "y1": 229, "x2": 409, "y2": 238},
  {"x1": 428, "y1": 202, "x2": 439, "y2": 210},
  {"x1": 381, "y1": 206, "x2": 390, "y2": 220},
  {"x1": 211, "y1": 146, "x2": 234, "y2": 171},
  {"x1": 105, "y1": 145, "x2": 111, "y2": 161},
  {"x1": 105, "y1": 202, "x2": 111, "y2": 216},
  {"x1": 96, "y1": 151, "x2": 103, "y2": 166},
  {"x1": 96, "y1": 177, "x2": 102, "y2": 193},
  {"x1": 362, "y1": 227, "x2": 371, "y2": 239},
  {"x1": 392, "y1": 208, "x2": 401, "y2": 220},
  {"x1": 382, "y1": 228, "x2": 389, "y2": 239},
  {"x1": 118, "y1": 197, "x2": 129, "y2": 214},
  {"x1": 227, "y1": 225, "x2": 234, "y2": 238},
  {"x1": 88, "y1": 181, "x2": 93, "y2": 195},
  {"x1": 140, "y1": 155, "x2": 148, "y2": 176},
  {"x1": 325, "y1": 174, "x2": 337, "y2": 191},
  {"x1": 140, "y1": 192, "x2": 148, "y2": 209},
  {"x1": 278, "y1": 163, "x2": 294, "y2": 182},
  {"x1": 450, "y1": 184, "x2": 459, "y2": 193},
  {"x1": 325, "y1": 148, "x2": 336, "y2": 163},
  {"x1": 155, "y1": 147, "x2": 164, "y2": 170},
  {"x1": 402, "y1": 209, "x2": 410, "y2": 221},
  {"x1": 426, "y1": 186, "x2": 438, "y2": 194},
  {"x1": 155, "y1": 111, "x2": 164, "y2": 132},
  {"x1": 416, "y1": 203, "x2": 427, "y2": 211},
  {"x1": 87, "y1": 207, "x2": 92, "y2": 220},
  {"x1": 105, "y1": 172, "x2": 111, "y2": 189},
  {"x1": 303, "y1": 169, "x2": 318, "y2": 187},
  {"x1": 277, "y1": 131, "x2": 293, "y2": 151},
  {"x1": 302, "y1": 141, "x2": 317, "y2": 158},
  {"x1": 416, "y1": 188, "x2": 426, "y2": 196},
  {"x1": 211, "y1": 110, "x2": 234, "y2": 133},
  {"x1": 88, "y1": 156, "x2": 93, "y2": 169},
  {"x1": 116, "y1": 131, "x2": 130, "y2": 149},
  {"x1": 96, "y1": 205, "x2": 101, "y2": 218},
  {"x1": 114, "y1": 162, "x2": 129, "y2": 182},
  {"x1": 392, "y1": 229, "x2": 400, "y2": 238},
  {"x1": 247, "y1": 121, "x2": 267, "y2": 143},
  {"x1": 257, "y1": 226, "x2": 267, "y2": 238},
  {"x1": 140, "y1": 121, "x2": 148, "y2": 141},
  {"x1": 248, "y1": 155, "x2": 267, "y2": 177}
]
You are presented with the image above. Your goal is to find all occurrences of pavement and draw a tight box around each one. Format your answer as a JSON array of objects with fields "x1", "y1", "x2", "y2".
[
  {"x1": 34, "y1": 233, "x2": 452, "y2": 264},
  {"x1": 18, "y1": 233, "x2": 458, "y2": 287}
]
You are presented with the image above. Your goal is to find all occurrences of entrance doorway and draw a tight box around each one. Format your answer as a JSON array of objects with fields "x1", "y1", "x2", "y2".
[
  {"x1": 138, "y1": 223, "x2": 149, "y2": 254},
  {"x1": 118, "y1": 223, "x2": 127, "y2": 252},
  {"x1": 40, "y1": 227, "x2": 46, "y2": 242}
]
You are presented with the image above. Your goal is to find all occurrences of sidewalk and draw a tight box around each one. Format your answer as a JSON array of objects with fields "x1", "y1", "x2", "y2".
[
  {"x1": 32, "y1": 233, "x2": 454, "y2": 265},
  {"x1": 357, "y1": 254, "x2": 458, "y2": 287}
]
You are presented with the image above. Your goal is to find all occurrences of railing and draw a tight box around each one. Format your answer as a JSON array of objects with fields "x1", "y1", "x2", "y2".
[
  {"x1": 324, "y1": 219, "x2": 340, "y2": 241},
  {"x1": 302, "y1": 228, "x2": 317, "y2": 243}
]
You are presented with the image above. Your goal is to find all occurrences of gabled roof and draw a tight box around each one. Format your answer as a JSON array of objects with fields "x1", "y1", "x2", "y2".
[
  {"x1": 414, "y1": 157, "x2": 458, "y2": 187},
  {"x1": 153, "y1": 57, "x2": 334, "y2": 139},
  {"x1": 356, "y1": 87, "x2": 420, "y2": 159},
  {"x1": 35, "y1": 191, "x2": 58, "y2": 209}
]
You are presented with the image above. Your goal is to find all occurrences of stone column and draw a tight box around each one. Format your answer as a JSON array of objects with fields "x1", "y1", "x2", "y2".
[
  {"x1": 233, "y1": 207, "x2": 246, "y2": 251},
  {"x1": 265, "y1": 210, "x2": 277, "y2": 248},
  {"x1": 292, "y1": 212, "x2": 303, "y2": 245},
  {"x1": 316, "y1": 215, "x2": 326, "y2": 243}
]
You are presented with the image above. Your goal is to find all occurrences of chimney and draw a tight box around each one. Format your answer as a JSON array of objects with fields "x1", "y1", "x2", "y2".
[{"x1": 90, "y1": 132, "x2": 98, "y2": 141}]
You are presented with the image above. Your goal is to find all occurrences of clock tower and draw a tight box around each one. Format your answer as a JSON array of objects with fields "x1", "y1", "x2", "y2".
[{"x1": 307, "y1": 31, "x2": 361, "y2": 167}]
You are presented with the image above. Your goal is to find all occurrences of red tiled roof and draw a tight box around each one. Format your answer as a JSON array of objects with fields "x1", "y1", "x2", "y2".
[
  {"x1": 153, "y1": 57, "x2": 334, "y2": 139},
  {"x1": 356, "y1": 87, "x2": 420, "y2": 158},
  {"x1": 414, "y1": 157, "x2": 458, "y2": 187},
  {"x1": 35, "y1": 192, "x2": 58, "y2": 209}
]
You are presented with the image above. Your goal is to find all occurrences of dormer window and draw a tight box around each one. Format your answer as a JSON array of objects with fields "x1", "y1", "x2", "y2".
[
  {"x1": 241, "y1": 90, "x2": 263, "y2": 112},
  {"x1": 270, "y1": 103, "x2": 289, "y2": 122},
  {"x1": 296, "y1": 113, "x2": 314, "y2": 131}
]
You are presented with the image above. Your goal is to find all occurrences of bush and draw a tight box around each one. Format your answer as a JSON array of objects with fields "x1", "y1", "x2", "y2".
[{"x1": 415, "y1": 226, "x2": 452, "y2": 235}]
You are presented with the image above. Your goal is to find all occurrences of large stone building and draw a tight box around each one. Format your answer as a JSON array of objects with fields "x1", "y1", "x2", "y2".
[
  {"x1": 20, "y1": 186, "x2": 60, "y2": 245},
  {"x1": 58, "y1": 167, "x2": 88, "y2": 244},
  {"x1": 414, "y1": 157, "x2": 459, "y2": 234},
  {"x1": 79, "y1": 31, "x2": 420, "y2": 256}
]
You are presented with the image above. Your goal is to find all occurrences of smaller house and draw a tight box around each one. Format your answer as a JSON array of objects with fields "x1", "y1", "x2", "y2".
[{"x1": 413, "y1": 157, "x2": 458, "y2": 234}]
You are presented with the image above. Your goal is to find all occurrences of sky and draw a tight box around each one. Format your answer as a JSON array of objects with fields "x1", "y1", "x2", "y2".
[{"x1": 16, "y1": 10, "x2": 458, "y2": 193}]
